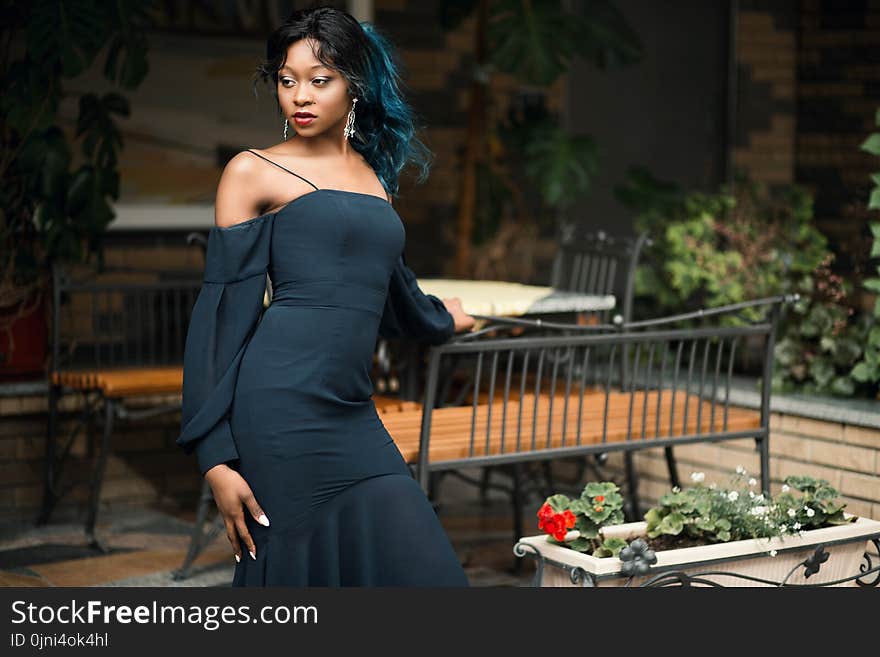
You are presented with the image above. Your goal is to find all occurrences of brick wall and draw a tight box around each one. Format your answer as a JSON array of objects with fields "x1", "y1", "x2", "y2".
[
  {"x1": 734, "y1": 1, "x2": 798, "y2": 185},
  {"x1": 735, "y1": 0, "x2": 879, "y2": 288},
  {"x1": 797, "y1": 0, "x2": 880, "y2": 282}
]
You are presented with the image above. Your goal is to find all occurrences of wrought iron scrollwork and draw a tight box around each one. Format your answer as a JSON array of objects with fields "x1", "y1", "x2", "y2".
[
  {"x1": 857, "y1": 538, "x2": 880, "y2": 588},
  {"x1": 514, "y1": 536, "x2": 880, "y2": 588}
]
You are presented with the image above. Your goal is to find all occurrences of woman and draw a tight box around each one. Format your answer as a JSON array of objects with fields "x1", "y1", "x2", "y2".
[{"x1": 176, "y1": 6, "x2": 475, "y2": 586}]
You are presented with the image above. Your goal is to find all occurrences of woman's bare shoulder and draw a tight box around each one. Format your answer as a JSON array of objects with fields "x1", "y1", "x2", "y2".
[{"x1": 214, "y1": 151, "x2": 271, "y2": 229}]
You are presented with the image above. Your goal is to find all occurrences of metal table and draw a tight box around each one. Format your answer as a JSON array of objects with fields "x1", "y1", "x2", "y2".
[
  {"x1": 417, "y1": 278, "x2": 616, "y2": 318},
  {"x1": 390, "y1": 279, "x2": 616, "y2": 401}
]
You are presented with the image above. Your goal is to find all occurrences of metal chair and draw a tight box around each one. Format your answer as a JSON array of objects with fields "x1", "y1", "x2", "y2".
[
  {"x1": 549, "y1": 226, "x2": 651, "y2": 325},
  {"x1": 40, "y1": 259, "x2": 201, "y2": 552}
]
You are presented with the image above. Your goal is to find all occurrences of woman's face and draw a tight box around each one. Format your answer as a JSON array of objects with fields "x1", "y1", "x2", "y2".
[{"x1": 277, "y1": 38, "x2": 352, "y2": 138}]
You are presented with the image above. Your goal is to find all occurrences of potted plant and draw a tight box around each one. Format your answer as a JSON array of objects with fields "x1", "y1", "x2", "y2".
[
  {"x1": 515, "y1": 471, "x2": 880, "y2": 587},
  {"x1": 0, "y1": 2, "x2": 153, "y2": 379}
]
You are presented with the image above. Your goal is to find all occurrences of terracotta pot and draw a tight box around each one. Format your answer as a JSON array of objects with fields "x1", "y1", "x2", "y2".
[
  {"x1": 515, "y1": 516, "x2": 880, "y2": 587},
  {"x1": 0, "y1": 290, "x2": 48, "y2": 382}
]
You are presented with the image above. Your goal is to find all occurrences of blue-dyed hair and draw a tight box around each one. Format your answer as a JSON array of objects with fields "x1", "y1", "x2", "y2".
[{"x1": 253, "y1": 5, "x2": 433, "y2": 198}]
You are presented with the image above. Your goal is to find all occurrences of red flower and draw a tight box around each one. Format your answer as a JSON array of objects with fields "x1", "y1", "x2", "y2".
[
  {"x1": 595, "y1": 495, "x2": 605, "y2": 503},
  {"x1": 595, "y1": 506, "x2": 604, "y2": 513},
  {"x1": 539, "y1": 507, "x2": 577, "y2": 541},
  {"x1": 552, "y1": 522, "x2": 569, "y2": 541}
]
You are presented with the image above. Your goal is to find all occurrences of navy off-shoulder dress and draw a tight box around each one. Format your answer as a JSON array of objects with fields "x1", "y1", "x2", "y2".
[{"x1": 176, "y1": 155, "x2": 469, "y2": 587}]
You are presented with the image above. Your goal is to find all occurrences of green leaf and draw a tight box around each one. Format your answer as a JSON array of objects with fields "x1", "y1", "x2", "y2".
[
  {"x1": 600, "y1": 537, "x2": 628, "y2": 557},
  {"x1": 830, "y1": 376, "x2": 855, "y2": 397},
  {"x1": 809, "y1": 358, "x2": 835, "y2": 387},
  {"x1": 851, "y1": 362, "x2": 873, "y2": 383},
  {"x1": 567, "y1": 537, "x2": 592, "y2": 552},
  {"x1": 862, "y1": 133, "x2": 880, "y2": 156},
  {"x1": 870, "y1": 188, "x2": 880, "y2": 210},
  {"x1": 575, "y1": 516, "x2": 600, "y2": 539},
  {"x1": 524, "y1": 123, "x2": 600, "y2": 208},
  {"x1": 545, "y1": 494, "x2": 571, "y2": 512},
  {"x1": 657, "y1": 511, "x2": 685, "y2": 536},
  {"x1": 568, "y1": 499, "x2": 587, "y2": 515},
  {"x1": 864, "y1": 278, "x2": 880, "y2": 294},
  {"x1": 644, "y1": 507, "x2": 663, "y2": 531}
]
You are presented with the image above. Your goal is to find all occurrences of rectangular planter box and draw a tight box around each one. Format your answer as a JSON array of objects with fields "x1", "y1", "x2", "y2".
[{"x1": 515, "y1": 516, "x2": 880, "y2": 587}]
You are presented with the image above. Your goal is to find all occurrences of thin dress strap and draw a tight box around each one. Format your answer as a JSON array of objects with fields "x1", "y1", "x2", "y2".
[{"x1": 245, "y1": 149, "x2": 319, "y2": 191}]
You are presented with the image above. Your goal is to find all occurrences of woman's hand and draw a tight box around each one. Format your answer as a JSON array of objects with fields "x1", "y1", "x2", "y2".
[
  {"x1": 443, "y1": 297, "x2": 476, "y2": 333},
  {"x1": 204, "y1": 464, "x2": 270, "y2": 563}
]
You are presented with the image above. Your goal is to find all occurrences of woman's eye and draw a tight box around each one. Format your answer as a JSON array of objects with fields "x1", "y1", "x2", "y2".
[{"x1": 280, "y1": 78, "x2": 328, "y2": 87}]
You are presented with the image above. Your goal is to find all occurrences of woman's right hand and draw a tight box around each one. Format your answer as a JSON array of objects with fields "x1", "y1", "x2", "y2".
[{"x1": 204, "y1": 464, "x2": 270, "y2": 563}]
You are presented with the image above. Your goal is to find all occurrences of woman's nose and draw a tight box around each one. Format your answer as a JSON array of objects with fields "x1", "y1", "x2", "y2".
[{"x1": 293, "y1": 85, "x2": 311, "y2": 105}]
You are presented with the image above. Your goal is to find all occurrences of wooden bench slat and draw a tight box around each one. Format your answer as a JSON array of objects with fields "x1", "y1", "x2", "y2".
[
  {"x1": 52, "y1": 367, "x2": 183, "y2": 397},
  {"x1": 381, "y1": 391, "x2": 761, "y2": 464}
]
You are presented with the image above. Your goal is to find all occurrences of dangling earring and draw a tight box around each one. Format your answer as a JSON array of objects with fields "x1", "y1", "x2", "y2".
[
  {"x1": 283, "y1": 118, "x2": 289, "y2": 140},
  {"x1": 343, "y1": 97, "x2": 358, "y2": 140}
]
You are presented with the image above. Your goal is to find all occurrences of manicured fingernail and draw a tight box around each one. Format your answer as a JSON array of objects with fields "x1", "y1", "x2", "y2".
[
  {"x1": 249, "y1": 550, "x2": 256, "y2": 560},
  {"x1": 258, "y1": 514, "x2": 270, "y2": 527},
  {"x1": 235, "y1": 553, "x2": 240, "y2": 563}
]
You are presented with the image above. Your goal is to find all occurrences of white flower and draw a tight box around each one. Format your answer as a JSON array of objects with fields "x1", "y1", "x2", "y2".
[
  {"x1": 781, "y1": 484, "x2": 790, "y2": 493},
  {"x1": 793, "y1": 522, "x2": 802, "y2": 530},
  {"x1": 769, "y1": 549, "x2": 778, "y2": 557},
  {"x1": 748, "y1": 478, "x2": 757, "y2": 487},
  {"x1": 736, "y1": 465, "x2": 747, "y2": 475},
  {"x1": 787, "y1": 508, "x2": 796, "y2": 518},
  {"x1": 690, "y1": 472, "x2": 705, "y2": 483},
  {"x1": 750, "y1": 506, "x2": 767, "y2": 516},
  {"x1": 805, "y1": 507, "x2": 815, "y2": 518},
  {"x1": 755, "y1": 494, "x2": 765, "y2": 503},
  {"x1": 727, "y1": 491, "x2": 739, "y2": 502},
  {"x1": 748, "y1": 491, "x2": 755, "y2": 498}
]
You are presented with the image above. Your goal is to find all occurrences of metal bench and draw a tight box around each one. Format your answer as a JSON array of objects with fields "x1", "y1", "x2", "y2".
[{"x1": 380, "y1": 295, "x2": 793, "y2": 547}]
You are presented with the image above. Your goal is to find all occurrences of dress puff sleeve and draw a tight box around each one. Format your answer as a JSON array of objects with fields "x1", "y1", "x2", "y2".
[
  {"x1": 378, "y1": 250, "x2": 456, "y2": 345},
  {"x1": 176, "y1": 215, "x2": 274, "y2": 476}
]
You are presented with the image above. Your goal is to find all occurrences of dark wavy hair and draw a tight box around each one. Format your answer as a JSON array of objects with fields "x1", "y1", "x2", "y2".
[{"x1": 253, "y1": 6, "x2": 433, "y2": 198}]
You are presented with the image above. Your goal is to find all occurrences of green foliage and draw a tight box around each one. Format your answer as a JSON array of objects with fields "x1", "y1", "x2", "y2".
[
  {"x1": 0, "y1": 0, "x2": 154, "y2": 301},
  {"x1": 438, "y1": 0, "x2": 641, "y2": 250},
  {"x1": 644, "y1": 471, "x2": 855, "y2": 546},
  {"x1": 523, "y1": 121, "x2": 600, "y2": 210},
  {"x1": 850, "y1": 108, "x2": 880, "y2": 391},
  {"x1": 441, "y1": 0, "x2": 642, "y2": 86},
  {"x1": 616, "y1": 167, "x2": 874, "y2": 397},
  {"x1": 617, "y1": 170, "x2": 825, "y2": 317}
]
